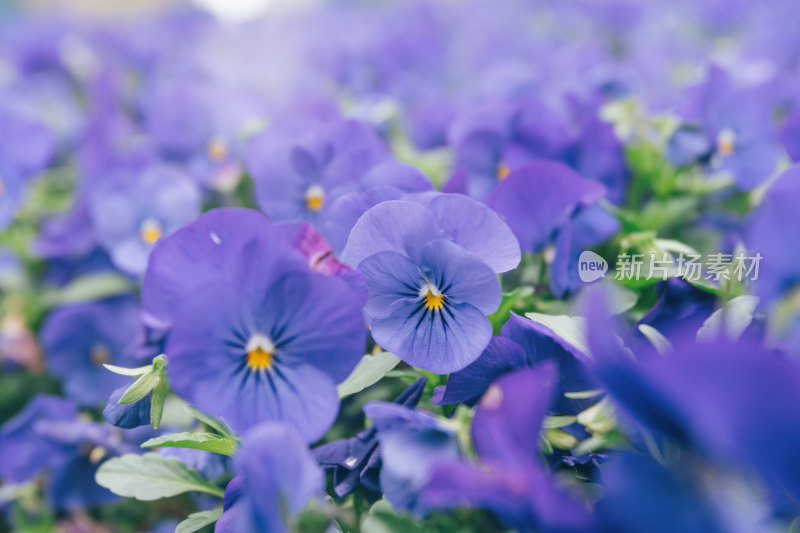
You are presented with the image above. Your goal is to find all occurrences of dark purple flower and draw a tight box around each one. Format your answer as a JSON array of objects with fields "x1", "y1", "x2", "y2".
[
  {"x1": 40, "y1": 297, "x2": 141, "y2": 407},
  {"x1": 637, "y1": 278, "x2": 717, "y2": 342},
  {"x1": 0, "y1": 395, "x2": 77, "y2": 483},
  {"x1": 584, "y1": 287, "x2": 800, "y2": 503},
  {"x1": 746, "y1": 165, "x2": 800, "y2": 305},
  {"x1": 363, "y1": 401, "x2": 460, "y2": 515},
  {"x1": 444, "y1": 96, "x2": 628, "y2": 202},
  {"x1": 487, "y1": 161, "x2": 618, "y2": 296},
  {"x1": 216, "y1": 422, "x2": 322, "y2": 533},
  {"x1": 0, "y1": 395, "x2": 132, "y2": 511},
  {"x1": 434, "y1": 312, "x2": 597, "y2": 415},
  {"x1": 423, "y1": 365, "x2": 596, "y2": 532},
  {"x1": 102, "y1": 384, "x2": 151, "y2": 430},
  {"x1": 314, "y1": 378, "x2": 426, "y2": 499}
]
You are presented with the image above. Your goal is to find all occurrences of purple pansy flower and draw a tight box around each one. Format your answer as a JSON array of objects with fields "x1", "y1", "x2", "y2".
[
  {"x1": 746, "y1": 165, "x2": 800, "y2": 305},
  {"x1": 0, "y1": 395, "x2": 77, "y2": 483},
  {"x1": 0, "y1": 395, "x2": 133, "y2": 510},
  {"x1": 247, "y1": 119, "x2": 387, "y2": 222},
  {"x1": 584, "y1": 287, "x2": 800, "y2": 504},
  {"x1": 216, "y1": 422, "x2": 323, "y2": 533},
  {"x1": 423, "y1": 365, "x2": 597, "y2": 532},
  {"x1": 443, "y1": 96, "x2": 628, "y2": 202},
  {"x1": 314, "y1": 378, "x2": 426, "y2": 499},
  {"x1": 0, "y1": 104, "x2": 55, "y2": 230},
  {"x1": 144, "y1": 209, "x2": 366, "y2": 438},
  {"x1": 88, "y1": 162, "x2": 201, "y2": 275},
  {"x1": 102, "y1": 384, "x2": 151, "y2": 430},
  {"x1": 342, "y1": 196, "x2": 520, "y2": 373},
  {"x1": 487, "y1": 161, "x2": 619, "y2": 297},
  {"x1": 636, "y1": 278, "x2": 717, "y2": 342},
  {"x1": 363, "y1": 401, "x2": 461, "y2": 516},
  {"x1": 667, "y1": 66, "x2": 779, "y2": 190},
  {"x1": 40, "y1": 296, "x2": 141, "y2": 407},
  {"x1": 434, "y1": 312, "x2": 597, "y2": 415}
]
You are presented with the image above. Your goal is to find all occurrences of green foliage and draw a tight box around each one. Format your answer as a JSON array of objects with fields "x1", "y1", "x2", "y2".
[
  {"x1": 95, "y1": 454, "x2": 225, "y2": 501},
  {"x1": 338, "y1": 351, "x2": 402, "y2": 398},
  {"x1": 141, "y1": 432, "x2": 238, "y2": 456},
  {"x1": 175, "y1": 508, "x2": 224, "y2": 533}
]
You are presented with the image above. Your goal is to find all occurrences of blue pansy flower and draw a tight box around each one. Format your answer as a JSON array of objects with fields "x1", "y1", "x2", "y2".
[
  {"x1": 363, "y1": 401, "x2": 461, "y2": 516},
  {"x1": 144, "y1": 209, "x2": 366, "y2": 438},
  {"x1": 103, "y1": 384, "x2": 151, "y2": 429},
  {"x1": 314, "y1": 378, "x2": 426, "y2": 499},
  {"x1": 88, "y1": 162, "x2": 201, "y2": 275},
  {"x1": 434, "y1": 312, "x2": 597, "y2": 415},
  {"x1": 0, "y1": 395, "x2": 134, "y2": 511},
  {"x1": 636, "y1": 278, "x2": 717, "y2": 343},
  {"x1": 0, "y1": 395, "x2": 77, "y2": 483},
  {"x1": 342, "y1": 196, "x2": 520, "y2": 373},
  {"x1": 487, "y1": 161, "x2": 618, "y2": 297},
  {"x1": 443, "y1": 96, "x2": 628, "y2": 203},
  {"x1": 746, "y1": 165, "x2": 800, "y2": 306},
  {"x1": 166, "y1": 270, "x2": 366, "y2": 439},
  {"x1": 423, "y1": 365, "x2": 597, "y2": 532},
  {"x1": 246, "y1": 118, "x2": 387, "y2": 225},
  {"x1": 666, "y1": 65, "x2": 779, "y2": 190},
  {"x1": 216, "y1": 422, "x2": 323, "y2": 533},
  {"x1": 0, "y1": 104, "x2": 55, "y2": 230},
  {"x1": 584, "y1": 287, "x2": 800, "y2": 505},
  {"x1": 40, "y1": 296, "x2": 141, "y2": 407},
  {"x1": 597, "y1": 453, "x2": 767, "y2": 533}
]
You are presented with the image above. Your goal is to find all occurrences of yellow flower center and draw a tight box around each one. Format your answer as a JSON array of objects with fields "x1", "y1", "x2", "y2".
[
  {"x1": 245, "y1": 334, "x2": 274, "y2": 371},
  {"x1": 496, "y1": 162, "x2": 511, "y2": 180},
  {"x1": 305, "y1": 185, "x2": 325, "y2": 212},
  {"x1": 247, "y1": 347, "x2": 273, "y2": 370},
  {"x1": 420, "y1": 282, "x2": 445, "y2": 311},
  {"x1": 207, "y1": 137, "x2": 228, "y2": 162},
  {"x1": 140, "y1": 218, "x2": 163, "y2": 246},
  {"x1": 90, "y1": 343, "x2": 111, "y2": 365},
  {"x1": 716, "y1": 128, "x2": 736, "y2": 157}
]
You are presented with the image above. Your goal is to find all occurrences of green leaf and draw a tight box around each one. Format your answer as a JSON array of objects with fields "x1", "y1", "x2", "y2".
[
  {"x1": 141, "y1": 432, "x2": 237, "y2": 456},
  {"x1": 697, "y1": 295, "x2": 759, "y2": 342},
  {"x1": 118, "y1": 371, "x2": 158, "y2": 405},
  {"x1": 175, "y1": 508, "x2": 223, "y2": 533},
  {"x1": 361, "y1": 500, "x2": 426, "y2": 533},
  {"x1": 102, "y1": 363, "x2": 152, "y2": 377},
  {"x1": 543, "y1": 415, "x2": 577, "y2": 429},
  {"x1": 184, "y1": 405, "x2": 237, "y2": 440},
  {"x1": 40, "y1": 273, "x2": 133, "y2": 308},
  {"x1": 637, "y1": 324, "x2": 672, "y2": 355},
  {"x1": 149, "y1": 370, "x2": 169, "y2": 430},
  {"x1": 523, "y1": 313, "x2": 591, "y2": 357},
  {"x1": 95, "y1": 454, "x2": 224, "y2": 500},
  {"x1": 488, "y1": 286, "x2": 535, "y2": 334},
  {"x1": 337, "y1": 352, "x2": 401, "y2": 398},
  {"x1": 564, "y1": 389, "x2": 605, "y2": 400}
]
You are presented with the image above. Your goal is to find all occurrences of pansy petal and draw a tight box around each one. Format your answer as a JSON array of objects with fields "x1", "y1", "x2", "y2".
[
  {"x1": 424, "y1": 193, "x2": 521, "y2": 273},
  {"x1": 420, "y1": 239, "x2": 501, "y2": 315},
  {"x1": 472, "y1": 363, "x2": 557, "y2": 465},
  {"x1": 371, "y1": 298, "x2": 492, "y2": 373},
  {"x1": 433, "y1": 336, "x2": 527, "y2": 406},
  {"x1": 341, "y1": 200, "x2": 446, "y2": 266}
]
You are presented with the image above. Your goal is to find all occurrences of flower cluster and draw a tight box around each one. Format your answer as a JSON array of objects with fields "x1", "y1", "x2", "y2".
[{"x1": 1, "y1": 1, "x2": 800, "y2": 532}]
